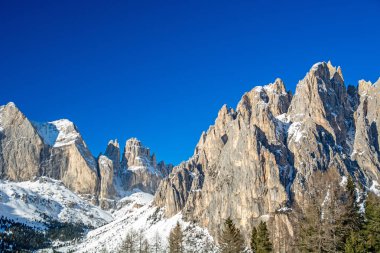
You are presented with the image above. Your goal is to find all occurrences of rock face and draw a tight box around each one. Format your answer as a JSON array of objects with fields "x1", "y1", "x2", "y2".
[
  {"x1": 0, "y1": 102, "x2": 46, "y2": 181},
  {"x1": 352, "y1": 78, "x2": 380, "y2": 182},
  {"x1": 118, "y1": 138, "x2": 172, "y2": 194},
  {"x1": 34, "y1": 119, "x2": 100, "y2": 197},
  {"x1": 154, "y1": 62, "x2": 380, "y2": 251},
  {"x1": 0, "y1": 103, "x2": 171, "y2": 204},
  {"x1": 2, "y1": 61, "x2": 380, "y2": 252},
  {"x1": 0, "y1": 103, "x2": 100, "y2": 197}
]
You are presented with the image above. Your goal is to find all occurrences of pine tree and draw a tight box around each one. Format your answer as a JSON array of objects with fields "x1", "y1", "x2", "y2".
[
  {"x1": 219, "y1": 217, "x2": 245, "y2": 253},
  {"x1": 251, "y1": 222, "x2": 272, "y2": 253},
  {"x1": 363, "y1": 192, "x2": 380, "y2": 252},
  {"x1": 250, "y1": 226, "x2": 257, "y2": 253},
  {"x1": 169, "y1": 222, "x2": 183, "y2": 253},
  {"x1": 256, "y1": 221, "x2": 272, "y2": 253},
  {"x1": 338, "y1": 177, "x2": 363, "y2": 250},
  {"x1": 344, "y1": 231, "x2": 366, "y2": 253}
]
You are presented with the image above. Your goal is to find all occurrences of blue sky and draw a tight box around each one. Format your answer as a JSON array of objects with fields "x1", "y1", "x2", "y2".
[{"x1": 1, "y1": 0, "x2": 379, "y2": 165}]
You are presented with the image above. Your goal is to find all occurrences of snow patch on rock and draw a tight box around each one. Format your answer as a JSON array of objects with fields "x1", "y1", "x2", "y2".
[
  {"x1": 370, "y1": 180, "x2": 380, "y2": 196},
  {"x1": 33, "y1": 119, "x2": 80, "y2": 147}
]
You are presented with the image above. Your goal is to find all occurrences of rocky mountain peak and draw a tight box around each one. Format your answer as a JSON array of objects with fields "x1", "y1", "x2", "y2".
[
  {"x1": 122, "y1": 137, "x2": 151, "y2": 168},
  {"x1": 358, "y1": 78, "x2": 380, "y2": 95},
  {"x1": 288, "y1": 61, "x2": 350, "y2": 146},
  {"x1": 105, "y1": 139, "x2": 120, "y2": 170}
]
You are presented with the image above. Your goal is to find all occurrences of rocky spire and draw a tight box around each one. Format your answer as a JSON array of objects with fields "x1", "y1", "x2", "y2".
[
  {"x1": 105, "y1": 139, "x2": 120, "y2": 171},
  {"x1": 287, "y1": 61, "x2": 350, "y2": 146},
  {"x1": 121, "y1": 138, "x2": 151, "y2": 168}
]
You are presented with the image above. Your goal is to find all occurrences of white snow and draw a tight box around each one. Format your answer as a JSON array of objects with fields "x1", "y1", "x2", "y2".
[
  {"x1": 33, "y1": 119, "x2": 80, "y2": 147},
  {"x1": 369, "y1": 180, "x2": 380, "y2": 196},
  {"x1": 253, "y1": 86, "x2": 264, "y2": 92},
  {"x1": 0, "y1": 177, "x2": 113, "y2": 229},
  {"x1": 311, "y1": 62, "x2": 323, "y2": 71},
  {"x1": 276, "y1": 113, "x2": 290, "y2": 124},
  {"x1": 33, "y1": 119, "x2": 98, "y2": 171},
  {"x1": 0, "y1": 105, "x2": 4, "y2": 132},
  {"x1": 59, "y1": 192, "x2": 216, "y2": 253},
  {"x1": 340, "y1": 176, "x2": 348, "y2": 187},
  {"x1": 288, "y1": 122, "x2": 305, "y2": 143},
  {"x1": 276, "y1": 207, "x2": 292, "y2": 213},
  {"x1": 127, "y1": 156, "x2": 161, "y2": 176}
]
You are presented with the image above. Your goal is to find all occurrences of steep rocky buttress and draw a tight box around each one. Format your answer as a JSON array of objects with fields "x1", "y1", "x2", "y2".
[{"x1": 154, "y1": 61, "x2": 380, "y2": 251}]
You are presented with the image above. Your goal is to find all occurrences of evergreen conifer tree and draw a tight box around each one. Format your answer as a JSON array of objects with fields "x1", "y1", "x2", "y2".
[
  {"x1": 256, "y1": 221, "x2": 272, "y2": 253},
  {"x1": 251, "y1": 226, "x2": 258, "y2": 253},
  {"x1": 219, "y1": 217, "x2": 245, "y2": 253},
  {"x1": 363, "y1": 192, "x2": 380, "y2": 252},
  {"x1": 169, "y1": 222, "x2": 183, "y2": 253},
  {"x1": 338, "y1": 177, "x2": 364, "y2": 250},
  {"x1": 251, "y1": 221, "x2": 272, "y2": 253}
]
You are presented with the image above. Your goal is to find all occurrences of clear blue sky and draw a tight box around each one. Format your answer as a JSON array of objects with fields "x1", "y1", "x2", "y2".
[{"x1": 1, "y1": 0, "x2": 379, "y2": 165}]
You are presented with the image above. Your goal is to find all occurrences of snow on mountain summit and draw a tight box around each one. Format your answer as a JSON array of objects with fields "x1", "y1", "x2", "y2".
[{"x1": 33, "y1": 119, "x2": 81, "y2": 147}]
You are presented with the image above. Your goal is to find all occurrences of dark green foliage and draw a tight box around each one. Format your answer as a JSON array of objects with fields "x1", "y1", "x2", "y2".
[
  {"x1": 362, "y1": 192, "x2": 380, "y2": 252},
  {"x1": 0, "y1": 216, "x2": 47, "y2": 252},
  {"x1": 47, "y1": 220, "x2": 85, "y2": 241},
  {"x1": 251, "y1": 221, "x2": 272, "y2": 253},
  {"x1": 338, "y1": 177, "x2": 364, "y2": 250},
  {"x1": 219, "y1": 217, "x2": 245, "y2": 253},
  {"x1": 251, "y1": 226, "x2": 257, "y2": 252},
  {"x1": 344, "y1": 231, "x2": 366, "y2": 253},
  {"x1": 169, "y1": 222, "x2": 183, "y2": 253},
  {"x1": 0, "y1": 216, "x2": 87, "y2": 252}
]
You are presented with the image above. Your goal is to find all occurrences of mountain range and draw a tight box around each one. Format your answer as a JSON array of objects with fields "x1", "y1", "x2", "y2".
[{"x1": 0, "y1": 61, "x2": 379, "y2": 252}]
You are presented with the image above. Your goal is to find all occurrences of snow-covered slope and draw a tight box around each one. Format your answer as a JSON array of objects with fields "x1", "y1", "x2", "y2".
[
  {"x1": 33, "y1": 119, "x2": 81, "y2": 147},
  {"x1": 0, "y1": 177, "x2": 113, "y2": 229},
  {"x1": 60, "y1": 192, "x2": 216, "y2": 253}
]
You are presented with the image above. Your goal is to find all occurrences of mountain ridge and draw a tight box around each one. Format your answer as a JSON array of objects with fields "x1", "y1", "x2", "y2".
[{"x1": 1, "y1": 61, "x2": 380, "y2": 252}]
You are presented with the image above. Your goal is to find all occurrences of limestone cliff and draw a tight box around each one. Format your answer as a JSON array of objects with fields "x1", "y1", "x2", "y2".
[{"x1": 154, "y1": 62, "x2": 380, "y2": 251}]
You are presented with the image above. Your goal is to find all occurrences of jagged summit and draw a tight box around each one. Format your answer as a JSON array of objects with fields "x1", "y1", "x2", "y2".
[
  {"x1": 154, "y1": 61, "x2": 380, "y2": 251},
  {"x1": 1, "y1": 62, "x2": 380, "y2": 252}
]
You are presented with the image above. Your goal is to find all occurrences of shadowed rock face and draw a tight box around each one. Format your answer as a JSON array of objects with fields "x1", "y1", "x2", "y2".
[{"x1": 154, "y1": 62, "x2": 380, "y2": 251}]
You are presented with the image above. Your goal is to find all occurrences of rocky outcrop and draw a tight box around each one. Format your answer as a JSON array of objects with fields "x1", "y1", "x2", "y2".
[
  {"x1": 0, "y1": 103, "x2": 100, "y2": 198},
  {"x1": 34, "y1": 119, "x2": 100, "y2": 197},
  {"x1": 105, "y1": 139, "x2": 121, "y2": 172},
  {"x1": 0, "y1": 102, "x2": 46, "y2": 181},
  {"x1": 98, "y1": 155, "x2": 116, "y2": 208},
  {"x1": 154, "y1": 61, "x2": 380, "y2": 251},
  {"x1": 0, "y1": 102, "x2": 171, "y2": 203},
  {"x1": 118, "y1": 138, "x2": 172, "y2": 194},
  {"x1": 352, "y1": 78, "x2": 380, "y2": 183}
]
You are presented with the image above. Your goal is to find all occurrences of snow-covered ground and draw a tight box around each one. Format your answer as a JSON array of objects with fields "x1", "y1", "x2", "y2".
[
  {"x1": 0, "y1": 176, "x2": 215, "y2": 252},
  {"x1": 60, "y1": 192, "x2": 216, "y2": 253},
  {"x1": 0, "y1": 177, "x2": 113, "y2": 229}
]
